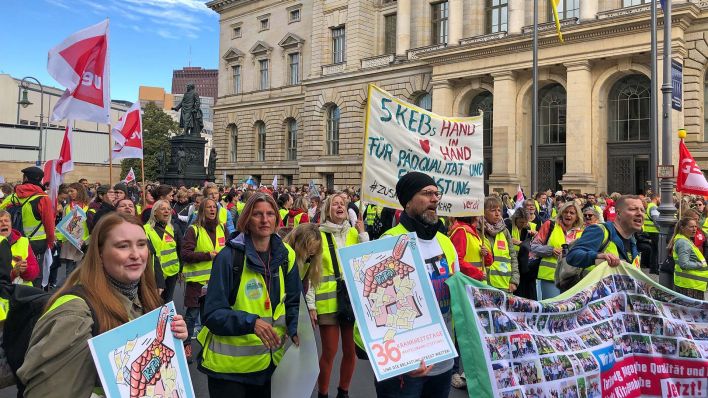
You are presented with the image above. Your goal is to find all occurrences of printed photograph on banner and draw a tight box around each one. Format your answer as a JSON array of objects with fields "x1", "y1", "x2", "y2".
[
  {"x1": 56, "y1": 204, "x2": 87, "y2": 250},
  {"x1": 337, "y1": 234, "x2": 457, "y2": 381},
  {"x1": 361, "y1": 84, "x2": 484, "y2": 217},
  {"x1": 88, "y1": 302, "x2": 195, "y2": 398},
  {"x1": 446, "y1": 263, "x2": 708, "y2": 398}
]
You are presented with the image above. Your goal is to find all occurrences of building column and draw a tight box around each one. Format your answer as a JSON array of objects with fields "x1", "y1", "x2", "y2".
[
  {"x1": 579, "y1": 1, "x2": 598, "y2": 22},
  {"x1": 561, "y1": 60, "x2": 598, "y2": 192},
  {"x1": 508, "y1": 0, "x2": 525, "y2": 35},
  {"x1": 488, "y1": 71, "x2": 520, "y2": 193},
  {"x1": 396, "y1": 0, "x2": 411, "y2": 56},
  {"x1": 448, "y1": 0, "x2": 463, "y2": 45},
  {"x1": 431, "y1": 80, "x2": 454, "y2": 116}
]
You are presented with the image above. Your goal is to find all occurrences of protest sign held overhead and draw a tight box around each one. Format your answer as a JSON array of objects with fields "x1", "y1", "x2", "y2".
[
  {"x1": 362, "y1": 84, "x2": 484, "y2": 216},
  {"x1": 47, "y1": 19, "x2": 111, "y2": 124},
  {"x1": 447, "y1": 263, "x2": 708, "y2": 398},
  {"x1": 338, "y1": 234, "x2": 458, "y2": 381}
]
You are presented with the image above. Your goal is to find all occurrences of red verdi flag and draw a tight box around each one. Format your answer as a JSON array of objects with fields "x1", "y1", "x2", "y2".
[
  {"x1": 111, "y1": 101, "x2": 143, "y2": 160},
  {"x1": 57, "y1": 122, "x2": 74, "y2": 174},
  {"x1": 677, "y1": 139, "x2": 708, "y2": 196},
  {"x1": 124, "y1": 167, "x2": 136, "y2": 183},
  {"x1": 47, "y1": 19, "x2": 110, "y2": 123}
]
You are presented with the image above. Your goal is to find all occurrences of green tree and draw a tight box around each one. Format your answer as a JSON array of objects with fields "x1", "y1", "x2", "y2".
[{"x1": 119, "y1": 102, "x2": 178, "y2": 182}]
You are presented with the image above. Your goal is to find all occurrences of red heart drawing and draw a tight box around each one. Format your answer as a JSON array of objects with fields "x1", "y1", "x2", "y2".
[{"x1": 419, "y1": 139, "x2": 430, "y2": 154}]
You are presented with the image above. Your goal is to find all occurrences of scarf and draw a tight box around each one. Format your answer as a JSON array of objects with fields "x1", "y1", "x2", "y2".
[
  {"x1": 204, "y1": 217, "x2": 219, "y2": 232},
  {"x1": 484, "y1": 219, "x2": 506, "y2": 237},
  {"x1": 399, "y1": 211, "x2": 439, "y2": 240},
  {"x1": 106, "y1": 273, "x2": 139, "y2": 301}
]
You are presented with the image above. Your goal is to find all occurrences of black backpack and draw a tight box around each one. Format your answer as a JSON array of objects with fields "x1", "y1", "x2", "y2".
[
  {"x1": 2, "y1": 284, "x2": 99, "y2": 389},
  {"x1": 6, "y1": 196, "x2": 42, "y2": 238}
]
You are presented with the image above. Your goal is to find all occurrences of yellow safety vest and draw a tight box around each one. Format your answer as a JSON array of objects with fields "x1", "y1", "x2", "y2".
[
  {"x1": 144, "y1": 224, "x2": 180, "y2": 278},
  {"x1": 10, "y1": 236, "x2": 33, "y2": 286},
  {"x1": 314, "y1": 228, "x2": 359, "y2": 315},
  {"x1": 511, "y1": 223, "x2": 537, "y2": 249},
  {"x1": 701, "y1": 217, "x2": 708, "y2": 237},
  {"x1": 450, "y1": 226, "x2": 484, "y2": 269},
  {"x1": 643, "y1": 202, "x2": 659, "y2": 233},
  {"x1": 538, "y1": 224, "x2": 583, "y2": 282},
  {"x1": 673, "y1": 234, "x2": 708, "y2": 292},
  {"x1": 600, "y1": 226, "x2": 640, "y2": 268},
  {"x1": 183, "y1": 224, "x2": 225, "y2": 283},
  {"x1": 218, "y1": 206, "x2": 228, "y2": 226},
  {"x1": 198, "y1": 245, "x2": 296, "y2": 374},
  {"x1": 0, "y1": 235, "x2": 8, "y2": 320},
  {"x1": 364, "y1": 205, "x2": 381, "y2": 226},
  {"x1": 279, "y1": 208, "x2": 288, "y2": 223},
  {"x1": 0, "y1": 194, "x2": 47, "y2": 241},
  {"x1": 485, "y1": 231, "x2": 513, "y2": 289},
  {"x1": 236, "y1": 202, "x2": 245, "y2": 215},
  {"x1": 292, "y1": 212, "x2": 306, "y2": 227}
]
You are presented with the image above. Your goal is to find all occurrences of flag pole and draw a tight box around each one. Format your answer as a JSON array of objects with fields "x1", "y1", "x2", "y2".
[
  {"x1": 140, "y1": 157, "x2": 146, "y2": 205},
  {"x1": 108, "y1": 124, "x2": 113, "y2": 184},
  {"x1": 650, "y1": 0, "x2": 659, "y2": 195},
  {"x1": 531, "y1": 0, "x2": 539, "y2": 195}
]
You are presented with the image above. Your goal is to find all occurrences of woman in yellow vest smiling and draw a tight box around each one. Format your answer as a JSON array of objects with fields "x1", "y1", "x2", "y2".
[
  {"x1": 530, "y1": 202, "x2": 584, "y2": 300},
  {"x1": 0, "y1": 210, "x2": 39, "y2": 284},
  {"x1": 17, "y1": 212, "x2": 187, "y2": 397},
  {"x1": 145, "y1": 200, "x2": 182, "y2": 303},
  {"x1": 482, "y1": 197, "x2": 520, "y2": 293},
  {"x1": 181, "y1": 198, "x2": 226, "y2": 362},
  {"x1": 669, "y1": 216, "x2": 708, "y2": 299},
  {"x1": 307, "y1": 193, "x2": 368, "y2": 398},
  {"x1": 197, "y1": 192, "x2": 301, "y2": 398}
]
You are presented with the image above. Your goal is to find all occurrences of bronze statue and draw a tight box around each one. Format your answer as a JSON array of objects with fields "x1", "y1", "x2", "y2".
[
  {"x1": 207, "y1": 148, "x2": 217, "y2": 177},
  {"x1": 172, "y1": 83, "x2": 204, "y2": 136}
]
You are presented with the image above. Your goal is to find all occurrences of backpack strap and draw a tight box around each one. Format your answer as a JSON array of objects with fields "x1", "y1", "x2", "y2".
[
  {"x1": 324, "y1": 232, "x2": 341, "y2": 280},
  {"x1": 63, "y1": 285, "x2": 101, "y2": 337},
  {"x1": 597, "y1": 224, "x2": 611, "y2": 254},
  {"x1": 229, "y1": 246, "x2": 246, "y2": 307}
]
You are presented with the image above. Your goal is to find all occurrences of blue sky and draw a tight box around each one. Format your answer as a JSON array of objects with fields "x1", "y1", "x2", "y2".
[{"x1": 0, "y1": 0, "x2": 219, "y2": 101}]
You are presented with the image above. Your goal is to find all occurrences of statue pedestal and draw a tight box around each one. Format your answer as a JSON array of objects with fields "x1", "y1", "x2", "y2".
[{"x1": 160, "y1": 135, "x2": 208, "y2": 187}]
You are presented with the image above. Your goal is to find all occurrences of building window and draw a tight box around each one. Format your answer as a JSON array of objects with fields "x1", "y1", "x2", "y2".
[
  {"x1": 324, "y1": 173, "x2": 335, "y2": 192},
  {"x1": 332, "y1": 26, "x2": 346, "y2": 64},
  {"x1": 609, "y1": 75, "x2": 651, "y2": 142},
  {"x1": 232, "y1": 65, "x2": 241, "y2": 94},
  {"x1": 326, "y1": 105, "x2": 340, "y2": 155},
  {"x1": 259, "y1": 59, "x2": 269, "y2": 90},
  {"x1": 289, "y1": 8, "x2": 301, "y2": 23},
  {"x1": 288, "y1": 53, "x2": 300, "y2": 85},
  {"x1": 549, "y1": 0, "x2": 579, "y2": 19},
  {"x1": 229, "y1": 125, "x2": 238, "y2": 162},
  {"x1": 416, "y1": 92, "x2": 432, "y2": 112},
  {"x1": 486, "y1": 0, "x2": 508, "y2": 34},
  {"x1": 431, "y1": 2, "x2": 449, "y2": 45},
  {"x1": 260, "y1": 18, "x2": 270, "y2": 31},
  {"x1": 538, "y1": 83, "x2": 567, "y2": 145},
  {"x1": 232, "y1": 26, "x2": 242, "y2": 38},
  {"x1": 256, "y1": 122, "x2": 267, "y2": 161},
  {"x1": 286, "y1": 119, "x2": 298, "y2": 160},
  {"x1": 384, "y1": 14, "x2": 397, "y2": 54},
  {"x1": 469, "y1": 91, "x2": 493, "y2": 148},
  {"x1": 622, "y1": 0, "x2": 649, "y2": 6}
]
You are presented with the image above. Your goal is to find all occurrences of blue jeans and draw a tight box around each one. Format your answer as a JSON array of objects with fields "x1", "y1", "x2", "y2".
[
  {"x1": 184, "y1": 301, "x2": 204, "y2": 342},
  {"x1": 375, "y1": 368, "x2": 453, "y2": 398}
]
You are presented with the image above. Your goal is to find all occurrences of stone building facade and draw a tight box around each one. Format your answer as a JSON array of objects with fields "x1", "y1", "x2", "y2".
[{"x1": 208, "y1": 0, "x2": 708, "y2": 194}]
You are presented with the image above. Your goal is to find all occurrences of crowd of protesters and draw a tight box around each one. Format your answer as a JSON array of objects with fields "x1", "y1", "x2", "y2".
[{"x1": 0, "y1": 164, "x2": 705, "y2": 397}]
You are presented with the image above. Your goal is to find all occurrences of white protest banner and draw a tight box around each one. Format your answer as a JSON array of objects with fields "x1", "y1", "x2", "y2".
[
  {"x1": 362, "y1": 84, "x2": 484, "y2": 216},
  {"x1": 338, "y1": 234, "x2": 458, "y2": 381}
]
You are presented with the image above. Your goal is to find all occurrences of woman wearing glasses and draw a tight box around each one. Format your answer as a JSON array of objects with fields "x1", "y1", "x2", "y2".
[
  {"x1": 530, "y1": 202, "x2": 584, "y2": 300},
  {"x1": 582, "y1": 207, "x2": 601, "y2": 227}
]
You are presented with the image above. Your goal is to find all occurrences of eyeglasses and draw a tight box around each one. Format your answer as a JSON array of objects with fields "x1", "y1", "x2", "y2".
[
  {"x1": 419, "y1": 190, "x2": 443, "y2": 200},
  {"x1": 583, "y1": 214, "x2": 595, "y2": 219}
]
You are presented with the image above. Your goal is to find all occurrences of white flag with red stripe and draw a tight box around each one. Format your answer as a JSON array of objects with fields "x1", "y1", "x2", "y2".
[
  {"x1": 124, "y1": 167, "x2": 136, "y2": 183},
  {"x1": 47, "y1": 19, "x2": 110, "y2": 123},
  {"x1": 57, "y1": 122, "x2": 74, "y2": 174},
  {"x1": 514, "y1": 184, "x2": 525, "y2": 210},
  {"x1": 111, "y1": 101, "x2": 143, "y2": 160}
]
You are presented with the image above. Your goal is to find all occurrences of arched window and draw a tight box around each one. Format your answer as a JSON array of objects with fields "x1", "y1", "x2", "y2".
[
  {"x1": 538, "y1": 83, "x2": 567, "y2": 144},
  {"x1": 609, "y1": 75, "x2": 651, "y2": 142},
  {"x1": 326, "y1": 105, "x2": 340, "y2": 155},
  {"x1": 468, "y1": 91, "x2": 493, "y2": 148},
  {"x1": 229, "y1": 124, "x2": 238, "y2": 162},
  {"x1": 286, "y1": 118, "x2": 297, "y2": 160},
  {"x1": 416, "y1": 92, "x2": 432, "y2": 112},
  {"x1": 255, "y1": 121, "x2": 266, "y2": 161}
]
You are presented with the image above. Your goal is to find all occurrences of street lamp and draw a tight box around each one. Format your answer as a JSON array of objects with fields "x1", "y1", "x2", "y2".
[{"x1": 17, "y1": 77, "x2": 45, "y2": 166}]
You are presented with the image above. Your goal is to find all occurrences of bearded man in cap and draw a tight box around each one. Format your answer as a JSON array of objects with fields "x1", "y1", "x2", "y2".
[
  {"x1": 0, "y1": 166, "x2": 56, "y2": 286},
  {"x1": 375, "y1": 171, "x2": 458, "y2": 398}
]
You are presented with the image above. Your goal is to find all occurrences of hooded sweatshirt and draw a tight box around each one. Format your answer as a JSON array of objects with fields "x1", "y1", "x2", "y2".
[{"x1": 1, "y1": 183, "x2": 56, "y2": 247}]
